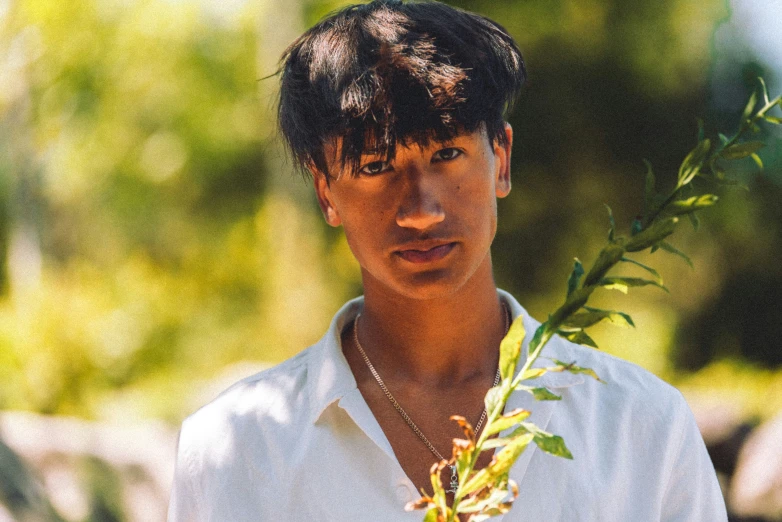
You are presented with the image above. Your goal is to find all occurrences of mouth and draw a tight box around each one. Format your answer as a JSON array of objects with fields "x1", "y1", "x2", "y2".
[{"x1": 395, "y1": 242, "x2": 457, "y2": 264}]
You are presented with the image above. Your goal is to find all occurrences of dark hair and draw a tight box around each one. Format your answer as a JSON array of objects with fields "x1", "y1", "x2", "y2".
[{"x1": 277, "y1": 0, "x2": 526, "y2": 180}]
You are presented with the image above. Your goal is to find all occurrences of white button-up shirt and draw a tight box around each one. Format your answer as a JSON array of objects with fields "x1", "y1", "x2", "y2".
[{"x1": 168, "y1": 291, "x2": 728, "y2": 521}]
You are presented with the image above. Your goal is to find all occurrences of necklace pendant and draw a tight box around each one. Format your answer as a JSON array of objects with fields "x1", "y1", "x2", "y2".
[{"x1": 446, "y1": 464, "x2": 459, "y2": 494}]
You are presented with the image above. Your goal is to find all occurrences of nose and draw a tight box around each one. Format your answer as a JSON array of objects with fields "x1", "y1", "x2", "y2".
[{"x1": 395, "y1": 169, "x2": 446, "y2": 230}]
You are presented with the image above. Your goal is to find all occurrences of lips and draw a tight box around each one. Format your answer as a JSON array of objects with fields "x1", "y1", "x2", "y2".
[{"x1": 395, "y1": 242, "x2": 457, "y2": 263}]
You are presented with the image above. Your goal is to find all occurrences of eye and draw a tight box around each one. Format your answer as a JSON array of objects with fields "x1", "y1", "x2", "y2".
[
  {"x1": 359, "y1": 160, "x2": 392, "y2": 176},
  {"x1": 433, "y1": 147, "x2": 463, "y2": 162}
]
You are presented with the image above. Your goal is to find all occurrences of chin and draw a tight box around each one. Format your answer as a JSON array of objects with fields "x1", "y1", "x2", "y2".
[{"x1": 380, "y1": 263, "x2": 483, "y2": 301}]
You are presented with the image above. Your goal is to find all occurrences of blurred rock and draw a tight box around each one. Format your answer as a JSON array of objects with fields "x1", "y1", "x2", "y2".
[
  {"x1": 685, "y1": 393, "x2": 754, "y2": 476},
  {"x1": 729, "y1": 412, "x2": 782, "y2": 520},
  {"x1": 0, "y1": 411, "x2": 176, "y2": 522}
]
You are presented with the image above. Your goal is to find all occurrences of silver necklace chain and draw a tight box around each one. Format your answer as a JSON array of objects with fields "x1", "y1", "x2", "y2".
[{"x1": 352, "y1": 302, "x2": 509, "y2": 464}]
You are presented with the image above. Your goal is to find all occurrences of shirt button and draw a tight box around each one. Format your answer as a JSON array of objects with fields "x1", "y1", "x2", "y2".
[{"x1": 396, "y1": 483, "x2": 413, "y2": 503}]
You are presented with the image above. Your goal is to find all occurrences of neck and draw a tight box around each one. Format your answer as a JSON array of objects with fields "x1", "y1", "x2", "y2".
[{"x1": 355, "y1": 256, "x2": 507, "y2": 386}]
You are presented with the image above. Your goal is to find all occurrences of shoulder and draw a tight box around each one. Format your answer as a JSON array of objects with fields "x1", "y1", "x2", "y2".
[
  {"x1": 177, "y1": 347, "x2": 315, "y2": 463},
  {"x1": 547, "y1": 335, "x2": 692, "y2": 436}
]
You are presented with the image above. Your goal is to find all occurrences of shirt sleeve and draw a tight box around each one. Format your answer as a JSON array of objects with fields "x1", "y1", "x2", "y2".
[
  {"x1": 660, "y1": 395, "x2": 729, "y2": 522},
  {"x1": 167, "y1": 424, "x2": 199, "y2": 522}
]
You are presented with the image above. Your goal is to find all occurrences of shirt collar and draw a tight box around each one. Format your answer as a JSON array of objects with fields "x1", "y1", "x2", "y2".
[{"x1": 308, "y1": 290, "x2": 583, "y2": 424}]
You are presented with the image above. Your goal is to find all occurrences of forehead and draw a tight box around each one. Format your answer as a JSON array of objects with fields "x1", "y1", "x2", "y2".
[{"x1": 322, "y1": 126, "x2": 490, "y2": 176}]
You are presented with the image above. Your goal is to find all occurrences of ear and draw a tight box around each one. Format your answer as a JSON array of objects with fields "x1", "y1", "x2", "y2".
[
  {"x1": 494, "y1": 123, "x2": 513, "y2": 199},
  {"x1": 311, "y1": 168, "x2": 342, "y2": 227}
]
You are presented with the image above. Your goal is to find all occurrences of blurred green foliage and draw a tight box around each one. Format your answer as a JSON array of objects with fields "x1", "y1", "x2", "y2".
[{"x1": 0, "y1": 0, "x2": 780, "y2": 427}]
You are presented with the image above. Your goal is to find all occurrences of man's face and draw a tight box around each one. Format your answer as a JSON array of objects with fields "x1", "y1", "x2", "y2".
[{"x1": 313, "y1": 125, "x2": 512, "y2": 301}]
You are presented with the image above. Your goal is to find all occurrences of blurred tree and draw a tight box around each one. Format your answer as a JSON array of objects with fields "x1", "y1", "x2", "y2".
[{"x1": 0, "y1": 0, "x2": 779, "y2": 425}]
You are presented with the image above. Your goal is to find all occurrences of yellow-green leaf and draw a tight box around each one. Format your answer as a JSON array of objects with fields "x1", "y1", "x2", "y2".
[
  {"x1": 677, "y1": 139, "x2": 711, "y2": 187},
  {"x1": 519, "y1": 368, "x2": 546, "y2": 381},
  {"x1": 460, "y1": 433, "x2": 534, "y2": 495},
  {"x1": 741, "y1": 90, "x2": 758, "y2": 121},
  {"x1": 422, "y1": 507, "x2": 440, "y2": 522},
  {"x1": 484, "y1": 408, "x2": 531, "y2": 437},
  {"x1": 598, "y1": 276, "x2": 668, "y2": 294},
  {"x1": 499, "y1": 315, "x2": 526, "y2": 382},
  {"x1": 750, "y1": 153, "x2": 763, "y2": 170},
  {"x1": 484, "y1": 386, "x2": 504, "y2": 416},
  {"x1": 666, "y1": 194, "x2": 719, "y2": 215},
  {"x1": 720, "y1": 141, "x2": 765, "y2": 160}
]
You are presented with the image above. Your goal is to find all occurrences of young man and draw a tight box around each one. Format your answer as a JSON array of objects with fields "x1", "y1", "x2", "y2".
[{"x1": 168, "y1": 1, "x2": 728, "y2": 520}]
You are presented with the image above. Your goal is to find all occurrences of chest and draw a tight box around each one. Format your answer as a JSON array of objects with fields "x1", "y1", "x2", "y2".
[{"x1": 356, "y1": 376, "x2": 497, "y2": 500}]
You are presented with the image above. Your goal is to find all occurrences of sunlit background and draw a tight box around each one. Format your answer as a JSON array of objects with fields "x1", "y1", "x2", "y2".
[{"x1": 1, "y1": 0, "x2": 781, "y2": 520}]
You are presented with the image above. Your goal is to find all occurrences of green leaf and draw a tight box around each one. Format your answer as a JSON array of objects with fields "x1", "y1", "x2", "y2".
[
  {"x1": 720, "y1": 141, "x2": 765, "y2": 160},
  {"x1": 750, "y1": 153, "x2": 763, "y2": 170},
  {"x1": 559, "y1": 329, "x2": 599, "y2": 349},
  {"x1": 499, "y1": 315, "x2": 526, "y2": 382},
  {"x1": 741, "y1": 90, "x2": 758, "y2": 121},
  {"x1": 518, "y1": 422, "x2": 573, "y2": 459},
  {"x1": 484, "y1": 408, "x2": 532, "y2": 437},
  {"x1": 550, "y1": 358, "x2": 605, "y2": 382},
  {"x1": 620, "y1": 256, "x2": 663, "y2": 284},
  {"x1": 624, "y1": 217, "x2": 678, "y2": 253},
  {"x1": 550, "y1": 287, "x2": 594, "y2": 329},
  {"x1": 519, "y1": 386, "x2": 562, "y2": 401},
  {"x1": 678, "y1": 139, "x2": 711, "y2": 188},
  {"x1": 528, "y1": 322, "x2": 548, "y2": 354},
  {"x1": 566, "y1": 258, "x2": 584, "y2": 298},
  {"x1": 643, "y1": 159, "x2": 656, "y2": 219},
  {"x1": 598, "y1": 276, "x2": 668, "y2": 294},
  {"x1": 764, "y1": 115, "x2": 782, "y2": 124},
  {"x1": 657, "y1": 241, "x2": 693, "y2": 268},
  {"x1": 582, "y1": 243, "x2": 627, "y2": 286},
  {"x1": 605, "y1": 204, "x2": 616, "y2": 241},
  {"x1": 666, "y1": 194, "x2": 719, "y2": 215},
  {"x1": 718, "y1": 133, "x2": 730, "y2": 146},
  {"x1": 562, "y1": 309, "x2": 634, "y2": 329}
]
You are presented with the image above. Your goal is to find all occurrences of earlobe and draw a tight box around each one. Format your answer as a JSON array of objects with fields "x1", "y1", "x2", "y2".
[
  {"x1": 495, "y1": 123, "x2": 513, "y2": 198},
  {"x1": 312, "y1": 171, "x2": 342, "y2": 227}
]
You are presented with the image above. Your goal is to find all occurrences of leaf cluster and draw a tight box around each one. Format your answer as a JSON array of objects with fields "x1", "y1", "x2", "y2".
[{"x1": 408, "y1": 79, "x2": 781, "y2": 521}]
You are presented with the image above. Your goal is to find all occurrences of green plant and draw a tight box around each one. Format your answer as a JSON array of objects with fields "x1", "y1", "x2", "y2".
[{"x1": 407, "y1": 79, "x2": 782, "y2": 522}]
